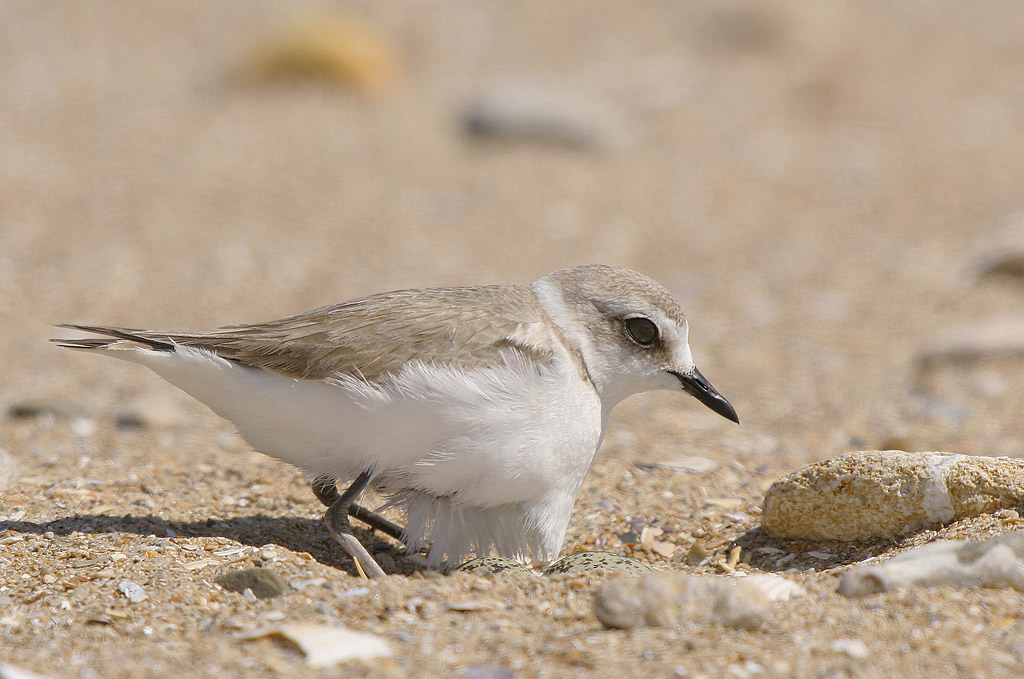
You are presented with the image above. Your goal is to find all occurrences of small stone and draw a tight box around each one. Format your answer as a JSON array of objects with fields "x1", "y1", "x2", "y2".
[
  {"x1": 637, "y1": 455, "x2": 719, "y2": 474},
  {"x1": 444, "y1": 599, "x2": 503, "y2": 612},
  {"x1": 543, "y1": 552, "x2": 653, "y2": 576},
  {"x1": 704, "y1": 497, "x2": 744, "y2": 511},
  {"x1": 593, "y1": 572, "x2": 773, "y2": 630},
  {"x1": 831, "y1": 638, "x2": 870, "y2": 658},
  {"x1": 215, "y1": 568, "x2": 288, "y2": 599},
  {"x1": 617, "y1": 530, "x2": 640, "y2": 546},
  {"x1": 117, "y1": 580, "x2": 148, "y2": 603},
  {"x1": 0, "y1": 448, "x2": 18, "y2": 491},
  {"x1": 684, "y1": 542, "x2": 713, "y2": 566},
  {"x1": 838, "y1": 532, "x2": 1024, "y2": 597},
  {"x1": 238, "y1": 11, "x2": 401, "y2": 92},
  {"x1": 650, "y1": 541, "x2": 677, "y2": 559},
  {"x1": 740, "y1": 574, "x2": 807, "y2": 602},
  {"x1": 289, "y1": 577, "x2": 328, "y2": 591},
  {"x1": 463, "y1": 85, "x2": 631, "y2": 151},
  {"x1": 115, "y1": 393, "x2": 183, "y2": 429},
  {"x1": 7, "y1": 398, "x2": 85, "y2": 421},
  {"x1": 457, "y1": 557, "x2": 532, "y2": 577},
  {"x1": 244, "y1": 624, "x2": 392, "y2": 667},
  {"x1": 918, "y1": 317, "x2": 1024, "y2": 367},
  {"x1": 761, "y1": 451, "x2": 1024, "y2": 540},
  {"x1": 0, "y1": 663, "x2": 51, "y2": 679},
  {"x1": 960, "y1": 211, "x2": 1024, "y2": 286},
  {"x1": 462, "y1": 667, "x2": 513, "y2": 679}
]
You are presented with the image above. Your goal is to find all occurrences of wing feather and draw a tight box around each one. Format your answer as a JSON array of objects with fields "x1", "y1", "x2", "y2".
[{"x1": 58, "y1": 284, "x2": 558, "y2": 382}]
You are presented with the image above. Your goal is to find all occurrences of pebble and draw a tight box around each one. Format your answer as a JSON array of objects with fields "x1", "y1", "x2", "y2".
[
  {"x1": 593, "y1": 572, "x2": 801, "y2": 630},
  {"x1": 0, "y1": 448, "x2": 18, "y2": 491},
  {"x1": 462, "y1": 667, "x2": 513, "y2": 679},
  {"x1": 115, "y1": 393, "x2": 183, "y2": 429},
  {"x1": 761, "y1": 451, "x2": 1024, "y2": 540},
  {"x1": 7, "y1": 398, "x2": 85, "y2": 421},
  {"x1": 215, "y1": 568, "x2": 288, "y2": 599},
  {"x1": 917, "y1": 317, "x2": 1024, "y2": 367},
  {"x1": 244, "y1": 624, "x2": 392, "y2": 667},
  {"x1": 0, "y1": 664, "x2": 50, "y2": 679},
  {"x1": 636, "y1": 455, "x2": 719, "y2": 474},
  {"x1": 117, "y1": 580, "x2": 147, "y2": 603},
  {"x1": 960, "y1": 210, "x2": 1024, "y2": 286},
  {"x1": 740, "y1": 574, "x2": 807, "y2": 602},
  {"x1": 238, "y1": 11, "x2": 401, "y2": 92},
  {"x1": 289, "y1": 577, "x2": 327, "y2": 592},
  {"x1": 462, "y1": 85, "x2": 630, "y2": 151},
  {"x1": 838, "y1": 532, "x2": 1024, "y2": 597},
  {"x1": 543, "y1": 552, "x2": 653, "y2": 576},
  {"x1": 831, "y1": 638, "x2": 870, "y2": 658},
  {"x1": 444, "y1": 599, "x2": 504, "y2": 612}
]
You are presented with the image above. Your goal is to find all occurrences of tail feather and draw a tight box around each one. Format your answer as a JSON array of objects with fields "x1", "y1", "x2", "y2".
[{"x1": 52, "y1": 324, "x2": 175, "y2": 352}]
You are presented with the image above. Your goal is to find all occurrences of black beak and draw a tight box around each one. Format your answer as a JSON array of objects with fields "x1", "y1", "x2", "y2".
[{"x1": 670, "y1": 367, "x2": 739, "y2": 424}]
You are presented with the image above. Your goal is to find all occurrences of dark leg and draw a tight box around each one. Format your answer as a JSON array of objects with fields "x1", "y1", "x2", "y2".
[
  {"x1": 311, "y1": 475, "x2": 406, "y2": 542},
  {"x1": 322, "y1": 471, "x2": 386, "y2": 579}
]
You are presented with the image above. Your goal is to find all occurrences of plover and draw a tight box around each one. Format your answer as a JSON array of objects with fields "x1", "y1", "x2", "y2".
[{"x1": 55, "y1": 265, "x2": 737, "y2": 577}]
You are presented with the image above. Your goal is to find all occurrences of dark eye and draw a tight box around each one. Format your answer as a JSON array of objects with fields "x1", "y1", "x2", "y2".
[{"x1": 624, "y1": 317, "x2": 659, "y2": 346}]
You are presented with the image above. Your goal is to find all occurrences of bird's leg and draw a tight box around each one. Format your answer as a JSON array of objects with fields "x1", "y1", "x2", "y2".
[
  {"x1": 321, "y1": 471, "x2": 387, "y2": 579},
  {"x1": 311, "y1": 475, "x2": 406, "y2": 542}
]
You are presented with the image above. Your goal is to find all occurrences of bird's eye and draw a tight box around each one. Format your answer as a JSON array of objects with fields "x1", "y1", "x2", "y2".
[{"x1": 624, "y1": 317, "x2": 659, "y2": 347}]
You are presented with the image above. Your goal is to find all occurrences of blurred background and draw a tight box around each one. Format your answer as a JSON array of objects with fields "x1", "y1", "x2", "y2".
[{"x1": 3, "y1": 0, "x2": 1024, "y2": 470}]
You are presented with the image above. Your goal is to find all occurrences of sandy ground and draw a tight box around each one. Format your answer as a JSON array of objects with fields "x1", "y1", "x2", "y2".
[{"x1": 3, "y1": 1, "x2": 1024, "y2": 677}]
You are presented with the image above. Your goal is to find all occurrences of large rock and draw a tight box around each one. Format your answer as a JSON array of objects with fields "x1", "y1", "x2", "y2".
[
  {"x1": 761, "y1": 451, "x2": 1024, "y2": 540},
  {"x1": 839, "y1": 532, "x2": 1024, "y2": 597}
]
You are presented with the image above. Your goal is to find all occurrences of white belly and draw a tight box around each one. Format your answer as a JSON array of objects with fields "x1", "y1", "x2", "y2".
[{"x1": 128, "y1": 344, "x2": 605, "y2": 509}]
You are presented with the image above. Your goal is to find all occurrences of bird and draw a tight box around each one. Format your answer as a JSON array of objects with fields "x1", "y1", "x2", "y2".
[{"x1": 54, "y1": 264, "x2": 738, "y2": 577}]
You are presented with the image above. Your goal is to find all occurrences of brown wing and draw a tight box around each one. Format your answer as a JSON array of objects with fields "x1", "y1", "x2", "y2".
[{"x1": 59, "y1": 284, "x2": 555, "y2": 382}]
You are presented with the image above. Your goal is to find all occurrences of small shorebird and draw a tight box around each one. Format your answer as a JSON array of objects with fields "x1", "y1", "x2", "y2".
[{"x1": 55, "y1": 265, "x2": 738, "y2": 577}]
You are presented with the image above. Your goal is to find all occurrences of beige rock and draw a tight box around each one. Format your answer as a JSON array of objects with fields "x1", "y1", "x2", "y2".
[
  {"x1": 839, "y1": 532, "x2": 1024, "y2": 597},
  {"x1": 917, "y1": 317, "x2": 1024, "y2": 367},
  {"x1": 0, "y1": 448, "x2": 18, "y2": 491},
  {"x1": 242, "y1": 625, "x2": 392, "y2": 667},
  {"x1": 761, "y1": 451, "x2": 1024, "y2": 540},
  {"x1": 593, "y1": 572, "x2": 802, "y2": 630}
]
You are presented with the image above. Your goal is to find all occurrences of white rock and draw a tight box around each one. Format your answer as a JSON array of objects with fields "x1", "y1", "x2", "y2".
[
  {"x1": 643, "y1": 455, "x2": 719, "y2": 474},
  {"x1": 463, "y1": 84, "x2": 632, "y2": 151},
  {"x1": 117, "y1": 580, "x2": 147, "y2": 603},
  {"x1": 594, "y1": 571, "x2": 803, "y2": 630},
  {"x1": 740, "y1": 573, "x2": 807, "y2": 602},
  {"x1": 246, "y1": 625, "x2": 392, "y2": 667},
  {"x1": 831, "y1": 638, "x2": 869, "y2": 658},
  {"x1": 761, "y1": 451, "x2": 1024, "y2": 540},
  {"x1": 0, "y1": 448, "x2": 18, "y2": 491},
  {"x1": 838, "y1": 532, "x2": 1024, "y2": 597},
  {"x1": 0, "y1": 664, "x2": 50, "y2": 679},
  {"x1": 115, "y1": 392, "x2": 184, "y2": 429},
  {"x1": 960, "y1": 210, "x2": 1024, "y2": 286},
  {"x1": 918, "y1": 317, "x2": 1024, "y2": 367}
]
